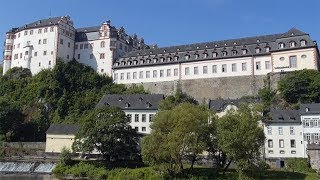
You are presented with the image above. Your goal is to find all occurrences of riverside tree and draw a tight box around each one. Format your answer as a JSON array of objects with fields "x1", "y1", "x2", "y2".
[
  {"x1": 217, "y1": 104, "x2": 265, "y2": 177},
  {"x1": 73, "y1": 107, "x2": 140, "y2": 164},
  {"x1": 142, "y1": 103, "x2": 215, "y2": 174}
]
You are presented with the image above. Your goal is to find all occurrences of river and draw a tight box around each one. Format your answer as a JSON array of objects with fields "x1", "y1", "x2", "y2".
[{"x1": 0, "y1": 175, "x2": 59, "y2": 180}]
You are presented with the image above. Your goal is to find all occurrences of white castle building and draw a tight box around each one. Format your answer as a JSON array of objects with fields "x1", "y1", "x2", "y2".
[
  {"x1": 2, "y1": 16, "x2": 146, "y2": 75},
  {"x1": 2, "y1": 16, "x2": 319, "y2": 86}
]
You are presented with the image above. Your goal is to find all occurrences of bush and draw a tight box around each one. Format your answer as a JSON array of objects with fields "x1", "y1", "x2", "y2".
[
  {"x1": 286, "y1": 158, "x2": 314, "y2": 173},
  {"x1": 106, "y1": 167, "x2": 163, "y2": 180},
  {"x1": 59, "y1": 147, "x2": 72, "y2": 166}
]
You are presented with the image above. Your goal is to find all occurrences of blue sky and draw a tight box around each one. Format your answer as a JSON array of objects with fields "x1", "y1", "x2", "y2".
[{"x1": 1, "y1": 0, "x2": 319, "y2": 60}]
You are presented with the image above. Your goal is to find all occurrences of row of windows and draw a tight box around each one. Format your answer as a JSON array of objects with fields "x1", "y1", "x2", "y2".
[
  {"x1": 115, "y1": 68, "x2": 179, "y2": 81},
  {"x1": 75, "y1": 41, "x2": 129, "y2": 52},
  {"x1": 77, "y1": 53, "x2": 105, "y2": 60},
  {"x1": 267, "y1": 139, "x2": 297, "y2": 148},
  {"x1": 268, "y1": 150, "x2": 296, "y2": 155},
  {"x1": 305, "y1": 133, "x2": 320, "y2": 141},
  {"x1": 303, "y1": 119, "x2": 320, "y2": 128},
  {"x1": 13, "y1": 51, "x2": 54, "y2": 60},
  {"x1": 127, "y1": 114, "x2": 154, "y2": 123},
  {"x1": 18, "y1": 27, "x2": 54, "y2": 38},
  {"x1": 133, "y1": 126, "x2": 147, "y2": 132},
  {"x1": 267, "y1": 126, "x2": 295, "y2": 135}
]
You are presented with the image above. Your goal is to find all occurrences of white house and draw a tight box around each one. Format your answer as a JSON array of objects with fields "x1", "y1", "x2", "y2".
[
  {"x1": 95, "y1": 94, "x2": 164, "y2": 134},
  {"x1": 263, "y1": 109, "x2": 305, "y2": 168},
  {"x1": 300, "y1": 103, "x2": 320, "y2": 149}
]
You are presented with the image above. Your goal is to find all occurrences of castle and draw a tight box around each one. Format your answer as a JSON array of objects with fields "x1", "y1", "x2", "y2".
[{"x1": 3, "y1": 16, "x2": 320, "y2": 100}]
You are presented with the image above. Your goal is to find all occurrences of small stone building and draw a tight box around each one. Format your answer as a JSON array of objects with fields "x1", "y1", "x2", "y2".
[{"x1": 45, "y1": 124, "x2": 79, "y2": 153}]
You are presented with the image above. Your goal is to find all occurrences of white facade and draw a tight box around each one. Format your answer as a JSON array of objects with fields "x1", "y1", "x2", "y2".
[
  {"x1": 123, "y1": 109, "x2": 157, "y2": 134},
  {"x1": 264, "y1": 123, "x2": 306, "y2": 159}
]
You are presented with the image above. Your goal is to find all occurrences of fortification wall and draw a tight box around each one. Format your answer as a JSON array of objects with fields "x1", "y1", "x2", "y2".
[{"x1": 130, "y1": 73, "x2": 284, "y2": 102}]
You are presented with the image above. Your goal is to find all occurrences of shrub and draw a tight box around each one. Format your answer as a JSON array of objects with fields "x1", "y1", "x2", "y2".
[
  {"x1": 107, "y1": 167, "x2": 163, "y2": 180},
  {"x1": 59, "y1": 147, "x2": 72, "y2": 166},
  {"x1": 286, "y1": 158, "x2": 315, "y2": 173}
]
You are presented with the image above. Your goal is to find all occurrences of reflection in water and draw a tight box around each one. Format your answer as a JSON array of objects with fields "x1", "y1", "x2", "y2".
[{"x1": 0, "y1": 175, "x2": 59, "y2": 180}]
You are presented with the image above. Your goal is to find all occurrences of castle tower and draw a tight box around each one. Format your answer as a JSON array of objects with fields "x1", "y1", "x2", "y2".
[{"x1": 3, "y1": 32, "x2": 14, "y2": 75}]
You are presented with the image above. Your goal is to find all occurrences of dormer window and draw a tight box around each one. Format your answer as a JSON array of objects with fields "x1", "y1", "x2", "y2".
[
  {"x1": 160, "y1": 57, "x2": 165, "y2": 62},
  {"x1": 195, "y1": 54, "x2": 199, "y2": 59},
  {"x1": 232, "y1": 50, "x2": 237, "y2": 56},
  {"x1": 104, "y1": 102, "x2": 110, "y2": 106},
  {"x1": 300, "y1": 40, "x2": 307, "y2": 46},
  {"x1": 139, "y1": 97, "x2": 143, "y2": 101},
  {"x1": 125, "y1": 102, "x2": 130, "y2": 108},
  {"x1": 222, "y1": 51, "x2": 227, "y2": 57},
  {"x1": 212, "y1": 52, "x2": 217, "y2": 57},
  {"x1": 306, "y1": 107, "x2": 310, "y2": 112},
  {"x1": 134, "y1": 60, "x2": 138, "y2": 65},
  {"x1": 140, "y1": 59, "x2": 145, "y2": 64},
  {"x1": 167, "y1": 57, "x2": 172, "y2": 61},
  {"x1": 265, "y1": 47, "x2": 270, "y2": 52},
  {"x1": 119, "y1": 97, "x2": 123, "y2": 101},
  {"x1": 174, "y1": 56, "x2": 179, "y2": 61},
  {"x1": 203, "y1": 53, "x2": 208, "y2": 58},
  {"x1": 290, "y1": 41, "x2": 296, "y2": 48},
  {"x1": 278, "y1": 116, "x2": 284, "y2": 120},
  {"x1": 185, "y1": 55, "x2": 190, "y2": 60},
  {"x1": 255, "y1": 48, "x2": 261, "y2": 53},
  {"x1": 279, "y1": 42, "x2": 285, "y2": 49},
  {"x1": 147, "y1": 59, "x2": 151, "y2": 63},
  {"x1": 257, "y1": 39, "x2": 260, "y2": 43},
  {"x1": 242, "y1": 49, "x2": 247, "y2": 55},
  {"x1": 146, "y1": 102, "x2": 152, "y2": 108},
  {"x1": 153, "y1": 58, "x2": 158, "y2": 63},
  {"x1": 121, "y1": 61, "x2": 126, "y2": 66}
]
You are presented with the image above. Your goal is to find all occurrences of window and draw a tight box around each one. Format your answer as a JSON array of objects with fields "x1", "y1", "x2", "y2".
[
  {"x1": 142, "y1": 114, "x2": 146, "y2": 122},
  {"x1": 279, "y1": 43, "x2": 285, "y2": 49},
  {"x1": 126, "y1": 72, "x2": 130, "y2": 80},
  {"x1": 34, "y1": 52, "x2": 37, "y2": 57},
  {"x1": 90, "y1": 54, "x2": 93, "y2": 59},
  {"x1": 134, "y1": 127, "x2": 139, "y2": 131},
  {"x1": 84, "y1": 44, "x2": 88, "y2": 49},
  {"x1": 51, "y1": 51, "x2": 53, "y2": 55},
  {"x1": 152, "y1": 70, "x2": 157, "y2": 78},
  {"x1": 256, "y1": 61, "x2": 261, "y2": 70},
  {"x1": 114, "y1": 73, "x2": 118, "y2": 80},
  {"x1": 290, "y1": 41, "x2": 296, "y2": 47},
  {"x1": 38, "y1": 39, "x2": 41, "y2": 45},
  {"x1": 50, "y1": 27, "x2": 54, "y2": 32},
  {"x1": 291, "y1": 151, "x2": 296, "y2": 154},
  {"x1": 185, "y1": 67, "x2": 190, "y2": 75},
  {"x1": 232, "y1": 63, "x2": 237, "y2": 72},
  {"x1": 100, "y1": 41, "x2": 105, "y2": 48},
  {"x1": 43, "y1": 51, "x2": 47, "y2": 56},
  {"x1": 212, "y1": 65, "x2": 217, "y2": 73},
  {"x1": 300, "y1": 40, "x2": 306, "y2": 46},
  {"x1": 38, "y1": 29, "x2": 42, "y2": 34},
  {"x1": 120, "y1": 73, "x2": 124, "y2": 80},
  {"x1": 222, "y1": 51, "x2": 227, "y2": 56},
  {"x1": 242, "y1": 49, "x2": 247, "y2": 55},
  {"x1": 167, "y1": 69, "x2": 171, "y2": 77},
  {"x1": 146, "y1": 71, "x2": 150, "y2": 78},
  {"x1": 268, "y1": 150, "x2": 274, "y2": 154},
  {"x1": 203, "y1": 53, "x2": 208, "y2": 58},
  {"x1": 67, "y1": 55, "x2": 69, "y2": 59},
  {"x1": 305, "y1": 120, "x2": 310, "y2": 127},
  {"x1": 265, "y1": 61, "x2": 271, "y2": 70},
  {"x1": 222, "y1": 64, "x2": 227, "y2": 73},
  {"x1": 290, "y1": 127, "x2": 295, "y2": 135},
  {"x1": 60, "y1": 39, "x2": 63, "y2": 45},
  {"x1": 278, "y1": 127, "x2": 284, "y2": 135},
  {"x1": 194, "y1": 67, "x2": 198, "y2": 75},
  {"x1": 100, "y1": 53, "x2": 105, "y2": 59},
  {"x1": 315, "y1": 133, "x2": 319, "y2": 140},
  {"x1": 255, "y1": 48, "x2": 261, "y2": 53},
  {"x1": 30, "y1": 30, "x2": 33, "y2": 35},
  {"x1": 68, "y1": 42, "x2": 71, "y2": 48},
  {"x1": 80, "y1": 44, "x2": 83, "y2": 49},
  {"x1": 203, "y1": 66, "x2": 208, "y2": 74},
  {"x1": 127, "y1": 114, "x2": 132, "y2": 122},
  {"x1": 139, "y1": 71, "x2": 144, "y2": 79},
  {"x1": 75, "y1": 44, "x2": 78, "y2": 49},
  {"x1": 212, "y1": 52, "x2": 217, "y2": 57},
  {"x1": 265, "y1": 47, "x2": 270, "y2": 52},
  {"x1": 25, "y1": 51, "x2": 28, "y2": 55},
  {"x1": 174, "y1": 68, "x2": 178, "y2": 76},
  {"x1": 232, "y1": 50, "x2": 237, "y2": 56},
  {"x1": 268, "y1": 140, "x2": 273, "y2": 148},
  {"x1": 160, "y1": 70, "x2": 164, "y2": 77},
  {"x1": 279, "y1": 139, "x2": 284, "y2": 148},
  {"x1": 38, "y1": 62, "x2": 41, "y2": 67},
  {"x1": 289, "y1": 56, "x2": 297, "y2": 68},
  {"x1": 101, "y1": 69, "x2": 104, "y2": 73},
  {"x1": 290, "y1": 139, "x2": 296, "y2": 148},
  {"x1": 306, "y1": 133, "x2": 311, "y2": 141},
  {"x1": 267, "y1": 127, "x2": 272, "y2": 135},
  {"x1": 149, "y1": 114, "x2": 154, "y2": 122},
  {"x1": 142, "y1": 127, "x2": 146, "y2": 132},
  {"x1": 135, "y1": 114, "x2": 139, "y2": 122},
  {"x1": 49, "y1": 61, "x2": 51, "y2": 65},
  {"x1": 43, "y1": 39, "x2": 47, "y2": 44},
  {"x1": 90, "y1": 43, "x2": 94, "y2": 49},
  {"x1": 280, "y1": 150, "x2": 285, "y2": 154},
  {"x1": 133, "y1": 72, "x2": 137, "y2": 79},
  {"x1": 77, "y1": 54, "x2": 80, "y2": 59},
  {"x1": 242, "y1": 63, "x2": 247, "y2": 71}
]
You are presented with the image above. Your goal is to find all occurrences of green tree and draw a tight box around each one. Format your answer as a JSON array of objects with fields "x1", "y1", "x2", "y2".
[
  {"x1": 217, "y1": 104, "x2": 265, "y2": 177},
  {"x1": 59, "y1": 147, "x2": 73, "y2": 166},
  {"x1": 73, "y1": 107, "x2": 140, "y2": 163},
  {"x1": 278, "y1": 69, "x2": 320, "y2": 104},
  {"x1": 0, "y1": 97, "x2": 23, "y2": 141},
  {"x1": 142, "y1": 103, "x2": 213, "y2": 174},
  {"x1": 159, "y1": 86, "x2": 198, "y2": 110}
]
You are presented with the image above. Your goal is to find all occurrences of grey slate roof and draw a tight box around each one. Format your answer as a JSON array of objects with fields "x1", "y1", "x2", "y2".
[
  {"x1": 96, "y1": 94, "x2": 164, "y2": 110},
  {"x1": 208, "y1": 98, "x2": 260, "y2": 112},
  {"x1": 114, "y1": 28, "x2": 318, "y2": 69},
  {"x1": 46, "y1": 124, "x2": 80, "y2": 135},
  {"x1": 307, "y1": 143, "x2": 320, "y2": 150},
  {"x1": 268, "y1": 109, "x2": 300, "y2": 124},
  {"x1": 300, "y1": 103, "x2": 320, "y2": 115},
  {"x1": 7, "y1": 16, "x2": 67, "y2": 33}
]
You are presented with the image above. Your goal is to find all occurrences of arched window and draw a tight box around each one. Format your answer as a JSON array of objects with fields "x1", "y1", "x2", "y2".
[{"x1": 100, "y1": 41, "x2": 105, "y2": 48}]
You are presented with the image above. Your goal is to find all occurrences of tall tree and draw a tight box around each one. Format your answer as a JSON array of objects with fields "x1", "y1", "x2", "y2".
[
  {"x1": 142, "y1": 103, "x2": 214, "y2": 174},
  {"x1": 73, "y1": 107, "x2": 140, "y2": 163},
  {"x1": 278, "y1": 69, "x2": 320, "y2": 104},
  {"x1": 159, "y1": 86, "x2": 198, "y2": 110},
  {"x1": 217, "y1": 104, "x2": 265, "y2": 177}
]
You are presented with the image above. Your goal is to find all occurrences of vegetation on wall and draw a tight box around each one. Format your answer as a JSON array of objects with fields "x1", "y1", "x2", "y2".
[{"x1": 0, "y1": 59, "x2": 147, "y2": 142}]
